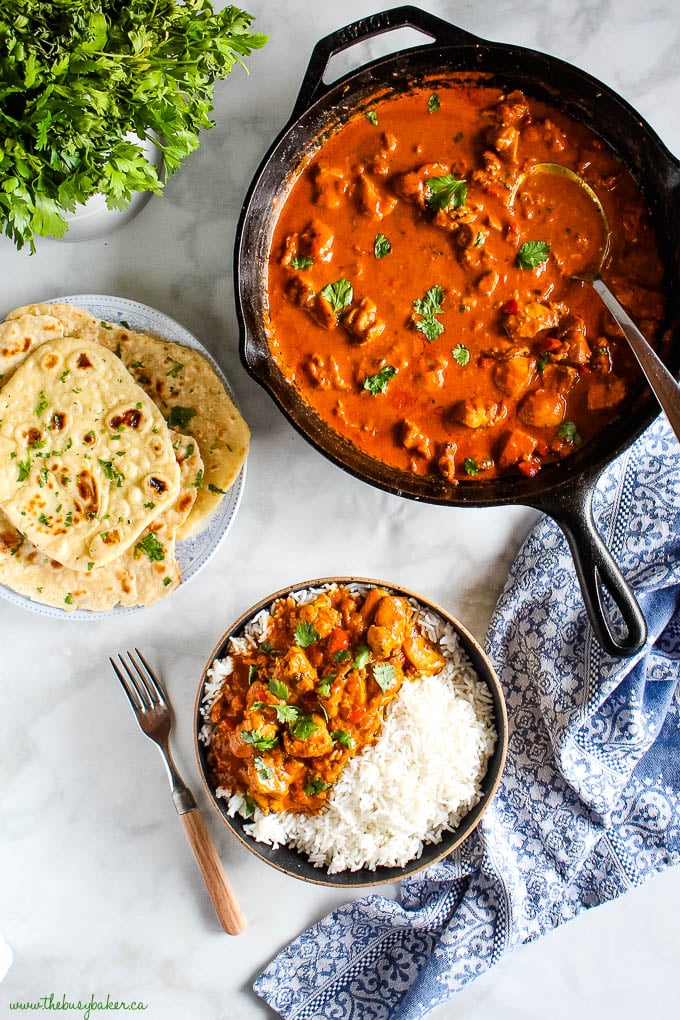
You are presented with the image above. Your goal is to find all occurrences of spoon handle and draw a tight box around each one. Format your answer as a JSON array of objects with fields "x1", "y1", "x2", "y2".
[{"x1": 592, "y1": 277, "x2": 680, "y2": 442}]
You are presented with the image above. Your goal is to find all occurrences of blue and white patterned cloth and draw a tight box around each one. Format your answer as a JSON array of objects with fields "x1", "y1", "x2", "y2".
[{"x1": 255, "y1": 414, "x2": 680, "y2": 1020}]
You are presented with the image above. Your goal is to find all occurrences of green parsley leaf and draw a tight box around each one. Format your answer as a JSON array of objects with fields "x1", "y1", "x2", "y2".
[
  {"x1": 374, "y1": 233, "x2": 392, "y2": 259},
  {"x1": 363, "y1": 365, "x2": 397, "y2": 395},
  {"x1": 34, "y1": 391, "x2": 48, "y2": 417},
  {"x1": 425, "y1": 175, "x2": 468, "y2": 212},
  {"x1": 294, "y1": 621, "x2": 320, "y2": 647},
  {"x1": 464, "y1": 457, "x2": 479, "y2": 476},
  {"x1": 134, "y1": 531, "x2": 165, "y2": 562},
  {"x1": 240, "y1": 730, "x2": 278, "y2": 751},
  {"x1": 516, "y1": 240, "x2": 551, "y2": 269},
  {"x1": 428, "y1": 93, "x2": 441, "y2": 113},
  {"x1": 365, "y1": 110, "x2": 378, "y2": 126},
  {"x1": 373, "y1": 662, "x2": 397, "y2": 692},
  {"x1": 558, "y1": 420, "x2": 582, "y2": 445},
  {"x1": 452, "y1": 344, "x2": 470, "y2": 366},
  {"x1": 291, "y1": 254, "x2": 314, "y2": 270},
  {"x1": 320, "y1": 279, "x2": 353, "y2": 314},
  {"x1": 0, "y1": 3, "x2": 267, "y2": 252}
]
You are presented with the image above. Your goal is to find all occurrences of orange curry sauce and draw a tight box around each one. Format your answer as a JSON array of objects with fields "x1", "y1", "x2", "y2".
[
  {"x1": 266, "y1": 80, "x2": 665, "y2": 481},
  {"x1": 207, "y1": 586, "x2": 446, "y2": 814}
]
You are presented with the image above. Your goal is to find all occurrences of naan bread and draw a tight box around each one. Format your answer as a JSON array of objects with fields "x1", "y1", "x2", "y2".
[
  {"x1": 0, "y1": 314, "x2": 66, "y2": 384},
  {"x1": 6, "y1": 302, "x2": 249, "y2": 538},
  {"x1": 0, "y1": 431, "x2": 203, "y2": 612},
  {"x1": 0, "y1": 338, "x2": 180, "y2": 570}
]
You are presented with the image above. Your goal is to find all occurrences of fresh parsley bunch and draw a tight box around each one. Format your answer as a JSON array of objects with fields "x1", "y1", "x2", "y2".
[{"x1": 0, "y1": 0, "x2": 266, "y2": 251}]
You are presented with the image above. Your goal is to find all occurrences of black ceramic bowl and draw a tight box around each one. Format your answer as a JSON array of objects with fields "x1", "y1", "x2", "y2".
[
  {"x1": 234, "y1": 6, "x2": 680, "y2": 657},
  {"x1": 194, "y1": 577, "x2": 508, "y2": 887}
]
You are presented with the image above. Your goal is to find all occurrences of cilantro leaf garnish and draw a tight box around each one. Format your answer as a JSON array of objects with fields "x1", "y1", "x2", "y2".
[
  {"x1": 291, "y1": 254, "x2": 314, "y2": 270},
  {"x1": 373, "y1": 662, "x2": 397, "y2": 692},
  {"x1": 320, "y1": 279, "x2": 353, "y2": 314},
  {"x1": 241, "y1": 730, "x2": 278, "y2": 751},
  {"x1": 17, "y1": 456, "x2": 31, "y2": 482},
  {"x1": 166, "y1": 406, "x2": 197, "y2": 429},
  {"x1": 558, "y1": 420, "x2": 582, "y2": 445},
  {"x1": 166, "y1": 359, "x2": 184, "y2": 378},
  {"x1": 464, "y1": 457, "x2": 479, "y2": 476},
  {"x1": 243, "y1": 794, "x2": 257, "y2": 817},
  {"x1": 365, "y1": 110, "x2": 378, "y2": 126},
  {"x1": 353, "y1": 645, "x2": 371, "y2": 669},
  {"x1": 363, "y1": 365, "x2": 397, "y2": 396},
  {"x1": 414, "y1": 285, "x2": 444, "y2": 318},
  {"x1": 134, "y1": 531, "x2": 165, "y2": 562},
  {"x1": 374, "y1": 233, "x2": 392, "y2": 259},
  {"x1": 316, "y1": 677, "x2": 334, "y2": 698},
  {"x1": 516, "y1": 240, "x2": 551, "y2": 269},
  {"x1": 98, "y1": 458, "x2": 124, "y2": 487},
  {"x1": 414, "y1": 285, "x2": 445, "y2": 342},
  {"x1": 294, "y1": 621, "x2": 320, "y2": 647},
  {"x1": 34, "y1": 391, "x2": 49, "y2": 417},
  {"x1": 304, "y1": 776, "x2": 332, "y2": 796},
  {"x1": 253, "y1": 756, "x2": 272, "y2": 780},
  {"x1": 452, "y1": 344, "x2": 470, "y2": 366},
  {"x1": 291, "y1": 715, "x2": 318, "y2": 740},
  {"x1": 331, "y1": 729, "x2": 355, "y2": 749},
  {"x1": 428, "y1": 93, "x2": 441, "y2": 113},
  {"x1": 425, "y1": 174, "x2": 468, "y2": 212},
  {"x1": 268, "y1": 677, "x2": 289, "y2": 701},
  {"x1": 333, "y1": 649, "x2": 352, "y2": 663}
]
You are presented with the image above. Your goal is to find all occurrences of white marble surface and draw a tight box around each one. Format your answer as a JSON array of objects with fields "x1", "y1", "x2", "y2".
[{"x1": 1, "y1": 1, "x2": 679, "y2": 1017}]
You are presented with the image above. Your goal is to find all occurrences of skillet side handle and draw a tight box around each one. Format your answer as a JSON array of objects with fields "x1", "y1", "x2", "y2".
[
  {"x1": 291, "y1": 5, "x2": 481, "y2": 119},
  {"x1": 548, "y1": 490, "x2": 647, "y2": 657}
]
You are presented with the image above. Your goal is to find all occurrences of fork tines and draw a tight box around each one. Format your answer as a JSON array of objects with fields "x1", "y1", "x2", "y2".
[{"x1": 110, "y1": 648, "x2": 168, "y2": 712}]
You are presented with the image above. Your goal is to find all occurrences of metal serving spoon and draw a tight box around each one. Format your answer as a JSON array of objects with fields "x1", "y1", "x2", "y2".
[{"x1": 513, "y1": 162, "x2": 680, "y2": 442}]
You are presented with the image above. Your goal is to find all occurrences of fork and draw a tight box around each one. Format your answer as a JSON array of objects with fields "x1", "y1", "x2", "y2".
[{"x1": 110, "y1": 649, "x2": 246, "y2": 935}]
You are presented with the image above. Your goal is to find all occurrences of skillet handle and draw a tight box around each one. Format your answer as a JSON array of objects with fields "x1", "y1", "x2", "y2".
[
  {"x1": 291, "y1": 5, "x2": 481, "y2": 119},
  {"x1": 545, "y1": 487, "x2": 647, "y2": 657}
]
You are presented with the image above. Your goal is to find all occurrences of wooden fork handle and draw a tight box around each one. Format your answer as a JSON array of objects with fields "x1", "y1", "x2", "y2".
[{"x1": 178, "y1": 807, "x2": 247, "y2": 935}]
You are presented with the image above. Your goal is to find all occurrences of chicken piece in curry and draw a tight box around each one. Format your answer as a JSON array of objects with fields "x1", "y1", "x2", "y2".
[
  {"x1": 267, "y1": 79, "x2": 667, "y2": 480},
  {"x1": 207, "y1": 586, "x2": 446, "y2": 815}
]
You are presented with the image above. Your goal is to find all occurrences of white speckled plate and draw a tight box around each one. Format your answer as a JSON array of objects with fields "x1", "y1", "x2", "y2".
[{"x1": 0, "y1": 294, "x2": 246, "y2": 621}]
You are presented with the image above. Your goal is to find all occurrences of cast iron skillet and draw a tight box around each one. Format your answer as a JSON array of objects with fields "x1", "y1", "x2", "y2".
[{"x1": 235, "y1": 6, "x2": 680, "y2": 657}]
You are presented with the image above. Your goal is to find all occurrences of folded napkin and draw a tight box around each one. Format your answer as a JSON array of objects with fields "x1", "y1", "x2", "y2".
[{"x1": 255, "y1": 413, "x2": 680, "y2": 1020}]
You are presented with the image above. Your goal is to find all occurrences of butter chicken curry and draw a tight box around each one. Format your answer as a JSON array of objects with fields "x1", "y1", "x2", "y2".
[
  {"x1": 207, "y1": 586, "x2": 446, "y2": 814},
  {"x1": 266, "y1": 79, "x2": 666, "y2": 480}
]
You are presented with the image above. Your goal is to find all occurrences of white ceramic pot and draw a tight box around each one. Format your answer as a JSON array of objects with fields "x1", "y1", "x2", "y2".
[{"x1": 61, "y1": 134, "x2": 161, "y2": 242}]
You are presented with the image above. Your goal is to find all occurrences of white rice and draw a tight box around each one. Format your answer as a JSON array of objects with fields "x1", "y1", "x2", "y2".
[{"x1": 200, "y1": 584, "x2": 497, "y2": 873}]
